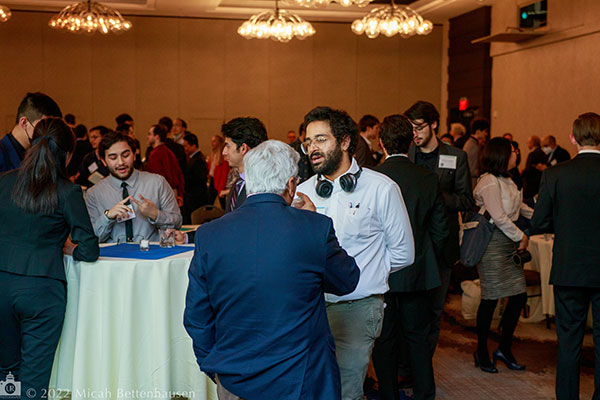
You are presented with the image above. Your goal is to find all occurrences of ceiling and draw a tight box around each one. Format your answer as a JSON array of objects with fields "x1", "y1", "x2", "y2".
[{"x1": 3, "y1": 0, "x2": 493, "y2": 23}]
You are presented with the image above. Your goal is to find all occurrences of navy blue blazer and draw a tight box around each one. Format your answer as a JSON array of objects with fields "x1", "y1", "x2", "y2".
[{"x1": 184, "y1": 193, "x2": 359, "y2": 400}]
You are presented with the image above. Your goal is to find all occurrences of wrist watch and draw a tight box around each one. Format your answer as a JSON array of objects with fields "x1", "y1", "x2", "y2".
[{"x1": 104, "y1": 209, "x2": 116, "y2": 220}]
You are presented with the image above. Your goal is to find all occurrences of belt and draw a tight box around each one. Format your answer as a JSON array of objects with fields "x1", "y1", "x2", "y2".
[{"x1": 326, "y1": 293, "x2": 384, "y2": 306}]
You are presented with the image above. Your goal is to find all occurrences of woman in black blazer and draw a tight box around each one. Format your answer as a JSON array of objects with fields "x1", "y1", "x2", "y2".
[{"x1": 0, "y1": 117, "x2": 99, "y2": 399}]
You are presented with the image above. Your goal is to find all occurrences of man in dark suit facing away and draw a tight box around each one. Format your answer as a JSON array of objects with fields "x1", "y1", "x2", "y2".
[
  {"x1": 406, "y1": 101, "x2": 475, "y2": 358},
  {"x1": 531, "y1": 112, "x2": 600, "y2": 400},
  {"x1": 372, "y1": 114, "x2": 449, "y2": 400},
  {"x1": 184, "y1": 140, "x2": 359, "y2": 400}
]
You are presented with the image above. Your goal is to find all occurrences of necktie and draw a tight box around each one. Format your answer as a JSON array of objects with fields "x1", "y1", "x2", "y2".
[
  {"x1": 230, "y1": 179, "x2": 244, "y2": 210},
  {"x1": 121, "y1": 182, "x2": 134, "y2": 242}
]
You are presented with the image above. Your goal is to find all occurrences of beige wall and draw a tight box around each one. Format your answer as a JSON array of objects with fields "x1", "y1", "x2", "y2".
[
  {"x1": 0, "y1": 11, "x2": 443, "y2": 155},
  {"x1": 490, "y1": 0, "x2": 600, "y2": 154}
]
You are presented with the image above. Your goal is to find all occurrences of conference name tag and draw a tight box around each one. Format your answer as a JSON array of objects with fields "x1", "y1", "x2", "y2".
[
  {"x1": 439, "y1": 155, "x2": 457, "y2": 169},
  {"x1": 88, "y1": 162, "x2": 99, "y2": 173}
]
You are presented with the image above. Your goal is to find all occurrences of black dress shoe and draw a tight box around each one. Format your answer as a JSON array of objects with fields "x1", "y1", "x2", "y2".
[
  {"x1": 493, "y1": 348, "x2": 526, "y2": 371},
  {"x1": 473, "y1": 351, "x2": 498, "y2": 373}
]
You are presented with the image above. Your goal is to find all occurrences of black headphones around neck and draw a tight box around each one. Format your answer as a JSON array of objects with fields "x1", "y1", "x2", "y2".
[{"x1": 315, "y1": 166, "x2": 363, "y2": 198}]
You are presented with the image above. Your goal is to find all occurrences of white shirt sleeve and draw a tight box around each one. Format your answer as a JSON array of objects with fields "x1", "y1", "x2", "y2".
[
  {"x1": 477, "y1": 176, "x2": 524, "y2": 242},
  {"x1": 520, "y1": 202, "x2": 534, "y2": 219},
  {"x1": 379, "y1": 181, "x2": 415, "y2": 272}
]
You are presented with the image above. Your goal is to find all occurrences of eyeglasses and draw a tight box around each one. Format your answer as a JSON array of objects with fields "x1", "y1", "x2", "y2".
[
  {"x1": 411, "y1": 122, "x2": 429, "y2": 133},
  {"x1": 301, "y1": 135, "x2": 331, "y2": 155}
]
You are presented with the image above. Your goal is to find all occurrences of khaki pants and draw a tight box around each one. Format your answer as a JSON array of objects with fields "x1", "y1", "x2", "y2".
[{"x1": 216, "y1": 375, "x2": 245, "y2": 400}]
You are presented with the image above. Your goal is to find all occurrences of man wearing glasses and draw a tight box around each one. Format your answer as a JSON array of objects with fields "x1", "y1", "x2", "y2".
[
  {"x1": 406, "y1": 101, "x2": 474, "y2": 362},
  {"x1": 297, "y1": 106, "x2": 414, "y2": 400},
  {"x1": 0, "y1": 92, "x2": 62, "y2": 172}
]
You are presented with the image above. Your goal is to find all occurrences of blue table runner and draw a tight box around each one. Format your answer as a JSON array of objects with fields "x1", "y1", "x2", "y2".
[{"x1": 100, "y1": 243, "x2": 193, "y2": 260}]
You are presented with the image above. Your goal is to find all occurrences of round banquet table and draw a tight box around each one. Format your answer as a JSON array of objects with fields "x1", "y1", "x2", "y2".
[
  {"x1": 528, "y1": 234, "x2": 555, "y2": 317},
  {"x1": 48, "y1": 244, "x2": 217, "y2": 400},
  {"x1": 528, "y1": 234, "x2": 592, "y2": 326}
]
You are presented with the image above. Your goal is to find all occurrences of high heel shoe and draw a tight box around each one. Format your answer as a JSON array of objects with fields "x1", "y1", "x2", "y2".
[
  {"x1": 473, "y1": 351, "x2": 498, "y2": 373},
  {"x1": 493, "y1": 348, "x2": 526, "y2": 371}
]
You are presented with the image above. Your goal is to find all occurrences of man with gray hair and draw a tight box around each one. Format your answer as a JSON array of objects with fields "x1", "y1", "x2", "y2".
[{"x1": 184, "y1": 139, "x2": 360, "y2": 400}]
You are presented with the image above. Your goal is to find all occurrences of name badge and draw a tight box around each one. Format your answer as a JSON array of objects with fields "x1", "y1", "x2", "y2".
[
  {"x1": 550, "y1": 159, "x2": 557, "y2": 166},
  {"x1": 88, "y1": 162, "x2": 99, "y2": 173},
  {"x1": 439, "y1": 154, "x2": 457, "y2": 169}
]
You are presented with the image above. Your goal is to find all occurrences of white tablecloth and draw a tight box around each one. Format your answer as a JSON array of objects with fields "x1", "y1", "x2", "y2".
[
  {"x1": 49, "y1": 246, "x2": 217, "y2": 400},
  {"x1": 528, "y1": 234, "x2": 555, "y2": 316},
  {"x1": 528, "y1": 234, "x2": 592, "y2": 327}
]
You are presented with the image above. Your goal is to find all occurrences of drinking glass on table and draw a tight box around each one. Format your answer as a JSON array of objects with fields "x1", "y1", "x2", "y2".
[{"x1": 159, "y1": 225, "x2": 175, "y2": 248}]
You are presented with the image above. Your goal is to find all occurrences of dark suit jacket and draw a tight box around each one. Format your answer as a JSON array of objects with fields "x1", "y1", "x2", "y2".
[
  {"x1": 0, "y1": 171, "x2": 99, "y2": 282},
  {"x1": 355, "y1": 135, "x2": 378, "y2": 168},
  {"x1": 530, "y1": 152, "x2": 600, "y2": 287},
  {"x1": 184, "y1": 151, "x2": 209, "y2": 209},
  {"x1": 409, "y1": 142, "x2": 474, "y2": 267},
  {"x1": 0, "y1": 133, "x2": 25, "y2": 172},
  {"x1": 67, "y1": 139, "x2": 93, "y2": 177},
  {"x1": 224, "y1": 178, "x2": 246, "y2": 213},
  {"x1": 548, "y1": 145, "x2": 571, "y2": 166},
  {"x1": 184, "y1": 193, "x2": 359, "y2": 400},
  {"x1": 165, "y1": 138, "x2": 188, "y2": 175},
  {"x1": 522, "y1": 147, "x2": 547, "y2": 199},
  {"x1": 375, "y1": 156, "x2": 449, "y2": 291}
]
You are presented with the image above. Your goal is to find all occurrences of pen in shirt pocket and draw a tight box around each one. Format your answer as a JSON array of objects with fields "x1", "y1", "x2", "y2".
[{"x1": 353, "y1": 203, "x2": 360, "y2": 215}]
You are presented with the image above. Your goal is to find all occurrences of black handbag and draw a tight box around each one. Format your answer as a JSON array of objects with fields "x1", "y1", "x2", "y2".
[{"x1": 460, "y1": 206, "x2": 494, "y2": 267}]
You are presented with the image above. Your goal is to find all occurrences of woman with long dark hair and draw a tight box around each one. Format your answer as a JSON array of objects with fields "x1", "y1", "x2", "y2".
[
  {"x1": 0, "y1": 117, "x2": 99, "y2": 398},
  {"x1": 473, "y1": 137, "x2": 532, "y2": 373}
]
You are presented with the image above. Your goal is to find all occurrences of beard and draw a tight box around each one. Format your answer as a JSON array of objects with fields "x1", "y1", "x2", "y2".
[
  {"x1": 310, "y1": 144, "x2": 343, "y2": 177},
  {"x1": 109, "y1": 163, "x2": 134, "y2": 181}
]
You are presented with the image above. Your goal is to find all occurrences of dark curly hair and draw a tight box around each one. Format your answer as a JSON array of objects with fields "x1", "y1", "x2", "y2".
[
  {"x1": 404, "y1": 101, "x2": 439, "y2": 134},
  {"x1": 221, "y1": 117, "x2": 268, "y2": 150},
  {"x1": 304, "y1": 106, "x2": 358, "y2": 156}
]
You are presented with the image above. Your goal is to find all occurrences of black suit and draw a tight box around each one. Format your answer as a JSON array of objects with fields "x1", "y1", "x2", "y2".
[
  {"x1": 547, "y1": 145, "x2": 571, "y2": 167},
  {"x1": 183, "y1": 151, "x2": 209, "y2": 224},
  {"x1": 408, "y1": 142, "x2": 474, "y2": 354},
  {"x1": 522, "y1": 147, "x2": 547, "y2": 199},
  {"x1": 530, "y1": 152, "x2": 600, "y2": 400},
  {"x1": 0, "y1": 171, "x2": 99, "y2": 399},
  {"x1": 165, "y1": 138, "x2": 188, "y2": 175},
  {"x1": 67, "y1": 138, "x2": 93, "y2": 177},
  {"x1": 225, "y1": 178, "x2": 247, "y2": 213},
  {"x1": 355, "y1": 135, "x2": 379, "y2": 167},
  {"x1": 372, "y1": 155, "x2": 449, "y2": 400}
]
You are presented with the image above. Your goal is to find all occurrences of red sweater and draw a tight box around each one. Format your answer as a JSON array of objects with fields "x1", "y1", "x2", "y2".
[{"x1": 145, "y1": 144, "x2": 185, "y2": 197}]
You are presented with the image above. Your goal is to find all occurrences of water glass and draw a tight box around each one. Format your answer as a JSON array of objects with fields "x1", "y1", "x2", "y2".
[{"x1": 159, "y1": 227, "x2": 175, "y2": 248}]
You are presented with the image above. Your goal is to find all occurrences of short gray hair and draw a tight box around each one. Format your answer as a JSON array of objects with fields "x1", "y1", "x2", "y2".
[{"x1": 245, "y1": 140, "x2": 300, "y2": 195}]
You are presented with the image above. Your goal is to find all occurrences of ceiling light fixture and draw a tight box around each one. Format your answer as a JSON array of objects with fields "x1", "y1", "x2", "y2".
[
  {"x1": 49, "y1": 0, "x2": 132, "y2": 34},
  {"x1": 0, "y1": 5, "x2": 11, "y2": 22},
  {"x1": 284, "y1": 0, "x2": 374, "y2": 7},
  {"x1": 351, "y1": 0, "x2": 433, "y2": 39},
  {"x1": 238, "y1": 0, "x2": 316, "y2": 43}
]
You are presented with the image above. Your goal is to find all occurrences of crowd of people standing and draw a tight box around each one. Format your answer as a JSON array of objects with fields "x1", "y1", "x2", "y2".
[{"x1": 0, "y1": 91, "x2": 599, "y2": 400}]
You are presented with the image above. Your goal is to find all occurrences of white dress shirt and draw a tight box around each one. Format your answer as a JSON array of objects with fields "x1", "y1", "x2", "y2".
[
  {"x1": 298, "y1": 158, "x2": 414, "y2": 302},
  {"x1": 474, "y1": 173, "x2": 533, "y2": 242}
]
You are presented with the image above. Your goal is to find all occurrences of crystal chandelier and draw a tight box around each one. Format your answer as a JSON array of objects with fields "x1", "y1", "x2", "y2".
[
  {"x1": 284, "y1": 0, "x2": 374, "y2": 7},
  {"x1": 49, "y1": 0, "x2": 132, "y2": 34},
  {"x1": 351, "y1": 1, "x2": 433, "y2": 39},
  {"x1": 0, "y1": 5, "x2": 11, "y2": 22},
  {"x1": 238, "y1": 0, "x2": 316, "y2": 43}
]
